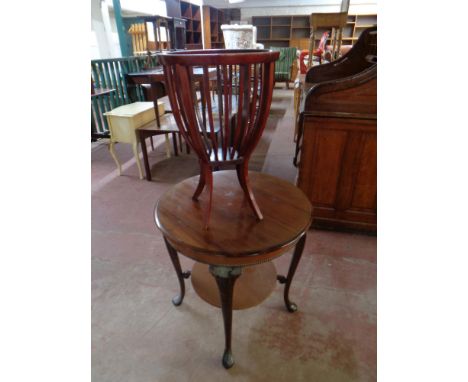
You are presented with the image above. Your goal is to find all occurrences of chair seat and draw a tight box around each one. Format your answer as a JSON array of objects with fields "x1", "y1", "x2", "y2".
[{"x1": 137, "y1": 114, "x2": 179, "y2": 133}]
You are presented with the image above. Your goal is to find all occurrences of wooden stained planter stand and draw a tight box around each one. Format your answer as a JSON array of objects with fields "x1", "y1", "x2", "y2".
[{"x1": 157, "y1": 49, "x2": 279, "y2": 228}]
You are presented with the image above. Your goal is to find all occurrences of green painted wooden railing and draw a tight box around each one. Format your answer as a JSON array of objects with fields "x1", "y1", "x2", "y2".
[{"x1": 91, "y1": 55, "x2": 159, "y2": 138}]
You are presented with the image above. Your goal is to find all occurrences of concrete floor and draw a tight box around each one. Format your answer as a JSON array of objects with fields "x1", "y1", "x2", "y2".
[{"x1": 92, "y1": 87, "x2": 377, "y2": 382}]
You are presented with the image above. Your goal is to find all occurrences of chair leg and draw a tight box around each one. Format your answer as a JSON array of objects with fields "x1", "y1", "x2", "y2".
[
  {"x1": 172, "y1": 132, "x2": 179, "y2": 156},
  {"x1": 132, "y1": 141, "x2": 144, "y2": 180},
  {"x1": 236, "y1": 162, "x2": 263, "y2": 221},
  {"x1": 150, "y1": 136, "x2": 154, "y2": 151},
  {"x1": 109, "y1": 142, "x2": 121, "y2": 175},
  {"x1": 178, "y1": 132, "x2": 183, "y2": 153},
  {"x1": 164, "y1": 134, "x2": 171, "y2": 158},
  {"x1": 286, "y1": 81, "x2": 289, "y2": 89},
  {"x1": 139, "y1": 133, "x2": 152, "y2": 181},
  {"x1": 185, "y1": 135, "x2": 190, "y2": 154}
]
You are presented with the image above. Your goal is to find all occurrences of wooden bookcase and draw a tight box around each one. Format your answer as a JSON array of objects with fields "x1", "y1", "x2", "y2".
[
  {"x1": 341, "y1": 14, "x2": 377, "y2": 45},
  {"x1": 252, "y1": 14, "x2": 377, "y2": 49},
  {"x1": 180, "y1": 0, "x2": 202, "y2": 49},
  {"x1": 203, "y1": 5, "x2": 225, "y2": 49},
  {"x1": 220, "y1": 8, "x2": 241, "y2": 24}
]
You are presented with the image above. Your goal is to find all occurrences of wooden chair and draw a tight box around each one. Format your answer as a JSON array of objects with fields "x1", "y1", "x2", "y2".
[
  {"x1": 157, "y1": 49, "x2": 279, "y2": 228},
  {"x1": 299, "y1": 31, "x2": 330, "y2": 73},
  {"x1": 137, "y1": 114, "x2": 189, "y2": 182},
  {"x1": 308, "y1": 12, "x2": 348, "y2": 68},
  {"x1": 313, "y1": 31, "x2": 330, "y2": 65}
]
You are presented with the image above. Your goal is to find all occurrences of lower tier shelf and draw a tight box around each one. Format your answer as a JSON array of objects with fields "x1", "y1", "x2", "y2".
[{"x1": 191, "y1": 261, "x2": 277, "y2": 310}]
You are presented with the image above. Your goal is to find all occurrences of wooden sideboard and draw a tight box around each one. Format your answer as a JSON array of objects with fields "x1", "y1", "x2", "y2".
[{"x1": 295, "y1": 27, "x2": 377, "y2": 234}]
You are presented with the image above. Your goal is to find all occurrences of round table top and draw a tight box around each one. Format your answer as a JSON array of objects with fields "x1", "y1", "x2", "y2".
[{"x1": 155, "y1": 171, "x2": 312, "y2": 266}]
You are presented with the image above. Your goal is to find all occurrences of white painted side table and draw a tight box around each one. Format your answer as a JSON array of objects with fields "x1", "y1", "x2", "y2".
[{"x1": 104, "y1": 101, "x2": 165, "y2": 179}]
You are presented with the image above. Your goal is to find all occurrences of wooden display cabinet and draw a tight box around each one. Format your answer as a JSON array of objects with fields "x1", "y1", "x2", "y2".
[{"x1": 180, "y1": 0, "x2": 202, "y2": 49}]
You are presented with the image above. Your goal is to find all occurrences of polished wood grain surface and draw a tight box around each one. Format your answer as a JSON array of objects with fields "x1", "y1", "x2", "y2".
[
  {"x1": 296, "y1": 27, "x2": 377, "y2": 233},
  {"x1": 155, "y1": 171, "x2": 312, "y2": 266}
]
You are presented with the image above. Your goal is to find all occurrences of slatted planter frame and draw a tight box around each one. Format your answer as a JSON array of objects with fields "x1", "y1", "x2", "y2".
[{"x1": 158, "y1": 49, "x2": 279, "y2": 228}]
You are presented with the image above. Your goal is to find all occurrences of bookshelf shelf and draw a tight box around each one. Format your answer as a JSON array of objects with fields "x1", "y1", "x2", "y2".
[{"x1": 252, "y1": 13, "x2": 376, "y2": 50}]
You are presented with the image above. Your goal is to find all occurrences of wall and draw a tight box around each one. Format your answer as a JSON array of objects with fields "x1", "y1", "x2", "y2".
[{"x1": 91, "y1": 0, "x2": 113, "y2": 59}]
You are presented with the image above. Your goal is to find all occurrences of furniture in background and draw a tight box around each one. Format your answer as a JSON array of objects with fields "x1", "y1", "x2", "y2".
[
  {"x1": 252, "y1": 14, "x2": 376, "y2": 51},
  {"x1": 221, "y1": 25, "x2": 256, "y2": 49},
  {"x1": 252, "y1": 15, "x2": 310, "y2": 49},
  {"x1": 219, "y1": 7, "x2": 241, "y2": 25},
  {"x1": 123, "y1": 1, "x2": 201, "y2": 51},
  {"x1": 299, "y1": 31, "x2": 329, "y2": 73},
  {"x1": 127, "y1": 66, "x2": 212, "y2": 181},
  {"x1": 155, "y1": 170, "x2": 312, "y2": 368},
  {"x1": 313, "y1": 31, "x2": 330, "y2": 64},
  {"x1": 180, "y1": 0, "x2": 203, "y2": 49},
  {"x1": 299, "y1": 50, "x2": 308, "y2": 74},
  {"x1": 165, "y1": 0, "x2": 182, "y2": 18},
  {"x1": 158, "y1": 49, "x2": 279, "y2": 228},
  {"x1": 137, "y1": 114, "x2": 187, "y2": 181},
  {"x1": 311, "y1": 13, "x2": 376, "y2": 57},
  {"x1": 309, "y1": 12, "x2": 348, "y2": 66},
  {"x1": 271, "y1": 46, "x2": 297, "y2": 89},
  {"x1": 127, "y1": 16, "x2": 172, "y2": 55},
  {"x1": 342, "y1": 14, "x2": 377, "y2": 44},
  {"x1": 168, "y1": 17, "x2": 187, "y2": 50},
  {"x1": 127, "y1": 23, "x2": 148, "y2": 55},
  {"x1": 125, "y1": 67, "x2": 169, "y2": 133},
  {"x1": 293, "y1": 75, "x2": 304, "y2": 143},
  {"x1": 202, "y1": 5, "x2": 225, "y2": 48},
  {"x1": 127, "y1": 15, "x2": 188, "y2": 56},
  {"x1": 294, "y1": 27, "x2": 377, "y2": 233},
  {"x1": 103, "y1": 102, "x2": 164, "y2": 179},
  {"x1": 126, "y1": 65, "x2": 216, "y2": 132},
  {"x1": 91, "y1": 87, "x2": 116, "y2": 141},
  {"x1": 91, "y1": 55, "x2": 159, "y2": 140}
]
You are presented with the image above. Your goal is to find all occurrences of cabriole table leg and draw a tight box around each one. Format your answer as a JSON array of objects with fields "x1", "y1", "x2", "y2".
[
  {"x1": 277, "y1": 233, "x2": 307, "y2": 312},
  {"x1": 209, "y1": 265, "x2": 242, "y2": 369},
  {"x1": 164, "y1": 237, "x2": 191, "y2": 306}
]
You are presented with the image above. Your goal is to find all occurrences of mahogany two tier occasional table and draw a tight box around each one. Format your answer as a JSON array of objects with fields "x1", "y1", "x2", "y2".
[{"x1": 155, "y1": 170, "x2": 312, "y2": 369}]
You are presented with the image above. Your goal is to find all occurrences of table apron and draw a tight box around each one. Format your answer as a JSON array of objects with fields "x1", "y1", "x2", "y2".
[{"x1": 164, "y1": 233, "x2": 306, "y2": 267}]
